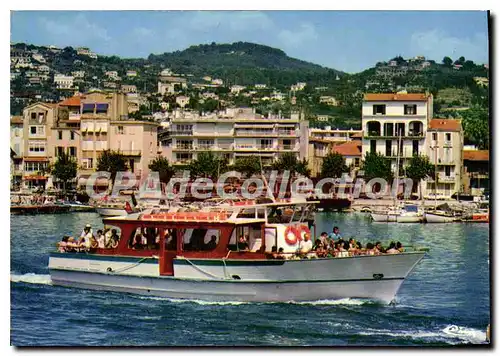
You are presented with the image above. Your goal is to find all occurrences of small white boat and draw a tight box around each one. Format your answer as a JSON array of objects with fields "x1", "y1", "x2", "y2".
[
  {"x1": 424, "y1": 211, "x2": 457, "y2": 223},
  {"x1": 396, "y1": 205, "x2": 424, "y2": 223}
]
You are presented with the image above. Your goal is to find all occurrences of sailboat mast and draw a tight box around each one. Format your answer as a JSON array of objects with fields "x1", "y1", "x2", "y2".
[{"x1": 394, "y1": 131, "x2": 401, "y2": 206}]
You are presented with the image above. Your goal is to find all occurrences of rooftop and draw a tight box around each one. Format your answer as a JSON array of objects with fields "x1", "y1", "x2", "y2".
[
  {"x1": 364, "y1": 93, "x2": 430, "y2": 102},
  {"x1": 463, "y1": 150, "x2": 489, "y2": 161},
  {"x1": 332, "y1": 141, "x2": 362, "y2": 157},
  {"x1": 59, "y1": 96, "x2": 81, "y2": 107},
  {"x1": 10, "y1": 116, "x2": 23, "y2": 124},
  {"x1": 428, "y1": 119, "x2": 462, "y2": 132}
]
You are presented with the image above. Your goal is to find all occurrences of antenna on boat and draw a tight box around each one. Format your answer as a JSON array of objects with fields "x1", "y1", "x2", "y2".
[{"x1": 259, "y1": 155, "x2": 276, "y2": 203}]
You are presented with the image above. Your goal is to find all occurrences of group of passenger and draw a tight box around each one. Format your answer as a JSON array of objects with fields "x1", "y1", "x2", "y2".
[
  {"x1": 269, "y1": 226, "x2": 405, "y2": 260},
  {"x1": 57, "y1": 224, "x2": 120, "y2": 253}
]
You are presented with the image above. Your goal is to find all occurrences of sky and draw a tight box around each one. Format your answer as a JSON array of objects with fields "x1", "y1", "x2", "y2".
[{"x1": 10, "y1": 10, "x2": 489, "y2": 73}]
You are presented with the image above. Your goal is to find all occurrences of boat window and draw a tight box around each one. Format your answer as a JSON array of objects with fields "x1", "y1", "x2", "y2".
[
  {"x1": 163, "y1": 228, "x2": 177, "y2": 251},
  {"x1": 128, "y1": 227, "x2": 160, "y2": 250},
  {"x1": 183, "y1": 228, "x2": 220, "y2": 251}
]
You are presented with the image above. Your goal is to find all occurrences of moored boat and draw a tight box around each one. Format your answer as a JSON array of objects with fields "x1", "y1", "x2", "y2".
[{"x1": 48, "y1": 199, "x2": 426, "y2": 304}]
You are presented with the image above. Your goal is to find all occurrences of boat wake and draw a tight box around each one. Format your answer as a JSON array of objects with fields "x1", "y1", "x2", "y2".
[
  {"x1": 131, "y1": 295, "x2": 373, "y2": 306},
  {"x1": 10, "y1": 273, "x2": 52, "y2": 285},
  {"x1": 357, "y1": 324, "x2": 487, "y2": 344}
]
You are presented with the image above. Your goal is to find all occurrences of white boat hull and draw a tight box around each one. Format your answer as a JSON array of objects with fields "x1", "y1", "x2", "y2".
[
  {"x1": 371, "y1": 213, "x2": 397, "y2": 222},
  {"x1": 48, "y1": 252, "x2": 425, "y2": 304},
  {"x1": 96, "y1": 208, "x2": 128, "y2": 217},
  {"x1": 396, "y1": 214, "x2": 423, "y2": 223},
  {"x1": 424, "y1": 212, "x2": 456, "y2": 223}
]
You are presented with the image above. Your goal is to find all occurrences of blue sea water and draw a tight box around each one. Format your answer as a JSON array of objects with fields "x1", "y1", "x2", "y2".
[{"x1": 10, "y1": 212, "x2": 490, "y2": 346}]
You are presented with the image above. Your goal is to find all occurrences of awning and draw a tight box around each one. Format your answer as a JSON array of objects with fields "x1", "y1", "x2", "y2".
[
  {"x1": 23, "y1": 157, "x2": 49, "y2": 162},
  {"x1": 82, "y1": 103, "x2": 94, "y2": 113}
]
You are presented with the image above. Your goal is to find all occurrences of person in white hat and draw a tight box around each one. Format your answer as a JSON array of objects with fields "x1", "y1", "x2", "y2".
[{"x1": 79, "y1": 224, "x2": 93, "y2": 249}]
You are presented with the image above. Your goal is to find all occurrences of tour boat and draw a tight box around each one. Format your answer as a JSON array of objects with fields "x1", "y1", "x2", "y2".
[{"x1": 48, "y1": 199, "x2": 426, "y2": 304}]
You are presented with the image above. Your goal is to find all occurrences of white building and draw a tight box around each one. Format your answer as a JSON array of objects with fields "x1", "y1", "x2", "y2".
[
  {"x1": 319, "y1": 96, "x2": 338, "y2": 106},
  {"x1": 361, "y1": 92, "x2": 432, "y2": 173},
  {"x1": 271, "y1": 92, "x2": 285, "y2": 101},
  {"x1": 32, "y1": 53, "x2": 45, "y2": 63},
  {"x1": 291, "y1": 82, "x2": 307, "y2": 91},
  {"x1": 212, "y1": 78, "x2": 224, "y2": 86},
  {"x1": 53, "y1": 74, "x2": 74, "y2": 89},
  {"x1": 176, "y1": 96, "x2": 190, "y2": 108},
  {"x1": 254, "y1": 84, "x2": 267, "y2": 89},
  {"x1": 72, "y1": 70, "x2": 85, "y2": 78},
  {"x1": 168, "y1": 108, "x2": 308, "y2": 166},
  {"x1": 230, "y1": 85, "x2": 246, "y2": 94},
  {"x1": 126, "y1": 70, "x2": 137, "y2": 77}
]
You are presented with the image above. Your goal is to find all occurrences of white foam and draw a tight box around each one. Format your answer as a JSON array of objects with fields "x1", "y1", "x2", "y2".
[
  {"x1": 288, "y1": 298, "x2": 370, "y2": 306},
  {"x1": 10, "y1": 273, "x2": 52, "y2": 285},
  {"x1": 357, "y1": 324, "x2": 488, "y2": 344},
  {"x1": 131, "y1": 295, "x2": 248, "y2": 305}
]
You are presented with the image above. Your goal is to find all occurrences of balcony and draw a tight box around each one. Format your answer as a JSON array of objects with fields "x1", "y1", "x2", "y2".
[
  {"x1": 119, "y1": 150, "x2": 142, "y2": 156},
  {"x1": 257, "y1": 146, "x2": 275, "y2": 151},
  {"x1": 235, "y1": 131, "x2": 276, "y2": 137},
  {"x1": 234, "y1": 145, "x2": 258, "y2": 151},
  {"x1": 277, "y1": 130, "x2": 297, "y2": 136},
  {"x1": 438, "y1": 174, "x2": 456, "y2": 182},
  {"x1": 196, "y1": 145, "x2": 216, "y2": 150},
  {"x1": 279, "y1": 145, "x2": 296, "y2": 151},
  {"x1": 173, "y1": 145, "x2": 193, "y2": 151},
  {"x1": 170, "y1": 131, "x2": 194, "y2": 136}
]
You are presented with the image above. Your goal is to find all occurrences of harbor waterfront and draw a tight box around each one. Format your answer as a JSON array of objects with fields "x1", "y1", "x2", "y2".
[{"x1": 11, "y1": 211, "x2": 490, "y2": 346}]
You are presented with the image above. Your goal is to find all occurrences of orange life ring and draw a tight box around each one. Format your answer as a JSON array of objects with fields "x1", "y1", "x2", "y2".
[
  {"x1": 284, "y1": 225, "x2": 300, "y2": 245},
  {"x1": 296, "y1": 225, "x2": 311, "y2": 240}
]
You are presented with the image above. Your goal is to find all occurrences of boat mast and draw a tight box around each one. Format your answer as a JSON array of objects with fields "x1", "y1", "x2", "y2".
[
  {"x1": 434, "y1": 140, "x2": 438, "y2": 209},
  {"x1": 394, "y1": 130, "x2": 402, "y2": 208}
]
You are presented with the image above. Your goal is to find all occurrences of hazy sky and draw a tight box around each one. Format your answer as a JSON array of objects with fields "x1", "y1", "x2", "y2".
[{"x1": 10, "y1": 10, "x2": 489, "y2": 73}]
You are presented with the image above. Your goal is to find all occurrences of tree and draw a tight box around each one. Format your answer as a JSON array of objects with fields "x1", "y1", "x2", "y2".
[
  {"x1": 361, "y1": 152, "x2": 393, "y2": 183},
  {"x1": 233, "y1": 155, "x2": 262, "y2": 178},
  {"x1": 461, "y1": 106, "x2": 490, "y2": 149},
  {"x1": 96, "y1": 150, "x2": 128, "y2": 184},
  {"x1": 51, "y1": 151, "x2": 78, "y2": 193},
  {"x1": 404, "y1": 155, "x2": 434, "y2": 199},
  {"x1": 272, "y1": 152, "x2": 311, "y2": 177},
  {"x1": 187, "y1": 152, "x2": 228, "y2": 179},
  {"x1": 442, "y1": 56, "x2": 453, "y2": 66},
  {"x1": 320, "y1": 152, "x2": 349, "y2": 178},
  {"x1": 148, "y1": 156, "x2": 176, "y2": 184}
]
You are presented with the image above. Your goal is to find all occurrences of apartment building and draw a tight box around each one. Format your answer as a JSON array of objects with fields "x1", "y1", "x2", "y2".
[
  {"x1": 21, "y1": 102, "x2": 57, "y2": 190},
  {"x1": 462, "y1": 149, "x2": 489, "y2": 197},
  {"x1": 54, "y1": 74, "x2": 74, "y2": 89},
  {"x1": 168, "y1": 108, "x2": 308, "y2": 167},
  {"x1": 51, "y1": 96, "x2": 82, "y2": 184},
  {"x1": 10, "y1": 116, "x2": 24, "y2": 188},
  {"x1": 361, "y1": 93, "x2": 433, "y2": 173},
  {"x1": 310, "y1": 126, "x2": 362, "y2": 144},
  {"x1": 425, "y1": 119, "x2": 463, "y2": 198}
]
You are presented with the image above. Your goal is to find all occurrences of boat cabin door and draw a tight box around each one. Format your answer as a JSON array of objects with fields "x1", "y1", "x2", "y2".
[{"x1": 159, "y1": 228, "x2": 179, "y2": 276}]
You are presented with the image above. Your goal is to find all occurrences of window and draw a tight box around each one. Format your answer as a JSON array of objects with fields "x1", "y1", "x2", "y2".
[
  {"x1": 354, "y1": 158, "x2": 360, "y2": 167},
  {"x1": 70, "y1": 131, "x2": 75, "y2": 140},
  {"x1": 260, "y1": 139, "x2": 273, "y2": 148},
  {"x1": 432, "y1": 133, "x2": 437, "y2": 141},
  {"x1": 385, "y1": 140, "x2": 392, "y2": 156},
  {"x1": 373, "y1": 105, "x2": 386, "y2": 115},
  {"x1": 58, "y1": 131, "x2": 63, "y2": 140},
  {"x1": 183, "y1": 228, "x2": 219, "y2": 251},
  {"x1": 117, "y1": 126, "x2": 124, "y2": 135},
  {"x1": 413, "y1": 140, "x2": 419, "y2": 156},
  {"x1": 30, "y1": 126, "x2": 36, "y2": 135},
  {"x1": 404, "y1": 104, "x2": 417, "y2": 115},
  {"x1": 31, "y1": 113, "x2": 36, "y2": 120},
  {"x1": 370, "y1": 140, "x2": 377, "y2": 153},
  {"x1": 24, "y1": 161, "x2": 47, "y2": 172},
  {"x1": 69, "y1": 147, "x2": 76, "y2": 157},
  {"x1": 55, "y1": 146, "x2": 64, "y2": 157},
  {"x1": 129, "y1": 227, "x2": 159, "y2": 250},
  {"x1": 445, "y1": 166, "x2": 451, "y2": 177},
  {"x1": 13, "y1": 144, "x2": 20, "y2": 155},
  {"x1": 445, "y1": 133, "x2": 451, "y2": 141},
  {"x1": 14, "y1": 128, "x2": 20, "y2": 137},
  {"x1": 28, "y1": 142, "x2": 46, "y2": 152}
]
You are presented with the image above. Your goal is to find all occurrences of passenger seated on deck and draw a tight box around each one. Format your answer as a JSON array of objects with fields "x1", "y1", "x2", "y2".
[
  {"x1": 365, "y1": 243, "x2": 376, "y2": 256},
  {"x1": 58, "y1": 236, "x2": 70, "y2": 252},
  {"x1": 348, "y1": 238, "x2": 358, "y2": 256},
  {"x1": 237, "y1": 235, "x2": 249, "y2": 251},
  {"x1": 65, "y1": 237, "x2": 79, "y2": 252},
  {"x1": 103, "y1": 227, "x2": 112, "y2": 247},
  {"x1": 106, "y1": 229, "x2": 119, "y2": 248},
  {"x1": 314, "y1": 241, "x2": 327, "y2": 258},
  {"x1": 205, "y1": 235, "x2": 217, "y2": 250},
  {"x1": 374, "y1": 241, "x2": 385, "y2": 255},
  {"x1": 298, "y1": 233, "x2": 313, "y2": 258},
  {"x1": 396, "y1": 241, "x2": 404, "y2": 253},
  {"x1": 269, "y1": 245, "x2": 278, "y2": 259},
  {"x1": 276, "y1": 247, "x2": 286, "y2": 260},
  {"x1": 96, "y1": 230, "x2": 105, "y2": 249},
  {"x1": 335, "y1": 241, "x2": 349, "y2": 258},
  {"x1": 132, "y1": 233, "x2": 144, "y2": 249},
  {"x1": 319, "y1": 232, "x2": 329, "y2": 248},
  {"x1": 329, "y1": 226, "x2": 342, "y2": 241}
]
